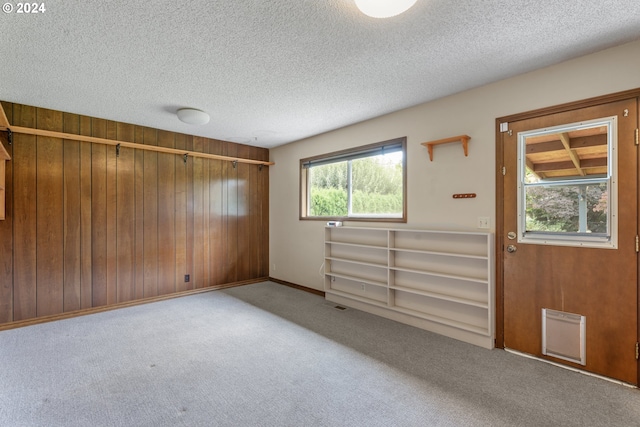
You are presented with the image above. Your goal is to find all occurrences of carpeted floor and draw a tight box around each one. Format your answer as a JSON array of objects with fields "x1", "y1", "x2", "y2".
[{"x1": 0, "y1": 281, "x2": 638, "y2": 426}]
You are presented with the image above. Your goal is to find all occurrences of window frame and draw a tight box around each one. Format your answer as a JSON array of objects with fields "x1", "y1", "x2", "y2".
[
  {"x1": 516, "y1": 116, "x2": 618, "y2": 248},
  {"x1": 300, "y1": 137, "x2": 407, "y2": 222}
]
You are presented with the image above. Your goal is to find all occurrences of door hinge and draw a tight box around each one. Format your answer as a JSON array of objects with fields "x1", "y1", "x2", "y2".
[
  {"x1": 635, "y1": 128, "x2": 638, "y2": 146},
  {"x1": 636, "y1": 342, "x2": 639, "y2": 360},
  {"x1": 502, "y1": 166, "x2": 506, "y2": 176},
  {"x1": 635, "y1": 235, "x2": 639, "y2": 253}
]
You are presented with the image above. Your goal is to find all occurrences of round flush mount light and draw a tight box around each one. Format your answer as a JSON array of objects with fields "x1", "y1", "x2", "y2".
[
  {"x1": 354, "y1": 0, "x2": 417, "y2": 18},
  {"x1": 176, "y1": 108, "x2": 210, "y2": 125}
]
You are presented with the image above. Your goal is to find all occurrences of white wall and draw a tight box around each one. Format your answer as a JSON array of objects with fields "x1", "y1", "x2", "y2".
[{"x1": 269, "y1": 39, "x2": 640, "y2": 291}]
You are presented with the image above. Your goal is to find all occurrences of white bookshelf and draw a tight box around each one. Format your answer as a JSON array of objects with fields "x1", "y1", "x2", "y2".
[{"x1": 324, "y1": 226, "x2": 495, "y2": 349}]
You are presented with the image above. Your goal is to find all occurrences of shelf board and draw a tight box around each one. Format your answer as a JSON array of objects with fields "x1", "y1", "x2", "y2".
[
  {"x1": 390, "y1": 286, "x2": 488, "y2": 308},
  {"x1": 421, "y1": 135, "x2": 470, "y2": 161},
  {"x1": 326, "y1": 256, "x2": 387, "y2": 269},
  {"x1": 325, "y1": 289, "x2": 388, "y2": 308},
  {"x1": 389, "y1": 247, "x2": 487, "y2": 260},
  {"x1": 392, "y1": 305, "x2": 490, "y2": 336},
  {"x1": 326, "y1": 240, "x2": 388, "y2": 250},
  {"x1": 325, "y1": 272, "x2": 387, "y2": 288},
  {"x1": 389, "y1": 266, "x2": 488, "y2": 284},
  {"x1": 390, "y1": 228, "x2": 490, "y2": 237}
]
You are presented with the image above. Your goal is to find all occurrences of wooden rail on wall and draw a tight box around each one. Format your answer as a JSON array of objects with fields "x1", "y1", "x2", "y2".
[{"x1": 0, "y1": 103, "x2": 274, "y2": 166}]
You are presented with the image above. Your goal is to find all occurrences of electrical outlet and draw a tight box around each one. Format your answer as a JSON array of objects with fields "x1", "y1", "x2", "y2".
[
  {"x1": 477, "y1": 217, "x2": 490, "y2": 229},
  {"x1": 184, "y1": 274, "x2": 190, "y2": 283}
]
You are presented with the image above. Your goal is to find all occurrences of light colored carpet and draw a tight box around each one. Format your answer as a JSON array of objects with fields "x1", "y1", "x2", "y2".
[{"x1": 0, "y1": 281, "x2": 638, "y2": 426}]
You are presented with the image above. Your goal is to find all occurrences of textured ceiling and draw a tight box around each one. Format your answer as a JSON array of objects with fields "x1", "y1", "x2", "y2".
[{"x1": 2, "y1": 0, "x2": 640, "y2": 148}]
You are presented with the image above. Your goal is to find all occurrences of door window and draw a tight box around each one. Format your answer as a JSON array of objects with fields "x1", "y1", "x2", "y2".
[{"x1": 517, "y1": 116, "x2": 617, "y2": 248}]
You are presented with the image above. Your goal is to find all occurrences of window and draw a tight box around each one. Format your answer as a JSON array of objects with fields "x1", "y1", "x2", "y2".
[
  {"x1": 300, "y1": 138, "x2": 406, "y2": 221},
  {"x1": 517, "y1": 117, "x2": 617, "y2": 248}
]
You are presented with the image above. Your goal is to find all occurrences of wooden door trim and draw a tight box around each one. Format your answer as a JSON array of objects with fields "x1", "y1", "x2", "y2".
[{"x1": 495, "y1": 87, "x2": 640, "y2": 351}]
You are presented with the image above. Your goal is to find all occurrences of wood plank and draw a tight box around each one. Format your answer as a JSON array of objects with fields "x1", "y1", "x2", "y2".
[
  {"x1": 157, "y1": 130, "x2": 176, "y2": 295},
  {"x1": 35, "y1": 108, "x2": 64, "y2": 317},
  {"x1": 91, "y1": 118, "x2": 108, "y2": 307},
  {"x1": 249, "y1": 146, "x2": 261, "y2": 279},
  {"x1": 12, "y1": 104, "x2": 37, "y2": 320},
  {"x1": 174, "y1": 133, "x2": 188, "y2": 292},
  {"x1": 79, "y1": 116, "x2": 93, "y2": 309},
  {"x1": 105, "y1": 121, "x2": 117, "y2": 306},
  {"x1": 237, "y1": 144, "x2": 251, "y2": 281},
  {"x1": 202, "y1": 139, "x2": 211, "y2": 288},
  {"x1": 208, "y1": 140, "x2": 224, "y2": 286},
  {"x1": 185, "y1": 135, "x2": 194, "y2": 291},
  {"x1": 63, "y1": 112, "x2": 81, "y2": 312},
  {"x1": 143, "y1": 127, "x2": 159, "y2": 297},
  {"x1": 226, "y1": 142, "x2": 238, "y2": 284},
  {"x1": 534, "y1": 157, "x2": 607, "y2": 172},
  {"x1": 260, "y1": 147, "x2": 270, "y2": 277},
  {"x1": 220, "y1": 142, "x2": 230, "y2": 284},
  {"x1": 116, "y1": 123, "x2": 135, "y2": 302},
  {"x1": 559, "y1": 133, "x2": 585, "y2": 176},
  {"x1": 192, "y1": 137, "x2": 205, "y2": 288},
  {"x1": 0, "y1": 102, "x2": 14, "y2": 322},
  {"x1": 134, "y1": 126, "x2": 145, "y2": 299}
]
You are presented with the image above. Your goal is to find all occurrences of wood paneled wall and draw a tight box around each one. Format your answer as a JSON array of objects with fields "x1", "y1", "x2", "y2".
[{"x1": 0, "y1": 102, "x2": 269, "y2": 324}]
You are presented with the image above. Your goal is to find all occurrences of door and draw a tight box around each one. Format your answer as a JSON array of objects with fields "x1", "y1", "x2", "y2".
[{"x1": 500, "y1": 98, "x2": 638, "y2": 385}]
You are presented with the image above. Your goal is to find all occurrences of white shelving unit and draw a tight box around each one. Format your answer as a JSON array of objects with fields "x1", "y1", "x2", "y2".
[{"x1": 324, "y1": 226, "x2": 495, "y2": 349}]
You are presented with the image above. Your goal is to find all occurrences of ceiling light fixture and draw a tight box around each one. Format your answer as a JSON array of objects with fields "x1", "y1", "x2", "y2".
[
  {"x1": 176, "y1": 108, "x2": 210, "y2": 125},
  {"x1": 354, "y1": 0, "x2": 417, "y2": 18}
]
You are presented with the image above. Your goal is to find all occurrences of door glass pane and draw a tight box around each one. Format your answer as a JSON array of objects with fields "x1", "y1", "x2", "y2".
[
  {"x1": 524, "y1": 182, "x2": 608, "y2": 234},
  {"x1": 518, "y1": 116, "x2": 617, "y2": 247}
]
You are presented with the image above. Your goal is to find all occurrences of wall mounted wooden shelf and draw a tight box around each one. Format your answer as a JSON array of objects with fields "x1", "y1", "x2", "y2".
[{"x1": 421, "y1": 135, "x2": 471, "y2": 161}]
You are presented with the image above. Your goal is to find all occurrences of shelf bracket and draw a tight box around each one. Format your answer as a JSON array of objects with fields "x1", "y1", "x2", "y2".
[{"x1": 421, "y1": 135, "x2": 471, "y2": 161}]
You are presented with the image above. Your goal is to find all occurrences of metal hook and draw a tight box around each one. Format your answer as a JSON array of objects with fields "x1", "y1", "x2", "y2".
[
  {"x1": 183, "y1": 153, "x2": 188, "y2": 164},
  {"x1": 258, "y1": 164, "x2": 263, "y2": 171},
  {"x1": 116, "y1": 143, "x2": 121, "y2": 157},
  {"x1": 7, "y1": 128, "x2": 12, "y2": 145},
  {"x1": 232, "y1": 160, "x2": 237, "y2": 169}
]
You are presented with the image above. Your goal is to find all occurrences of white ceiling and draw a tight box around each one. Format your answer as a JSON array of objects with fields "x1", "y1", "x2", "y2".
[{"x1": 2, "y1": 1, "x2": 640, "y2": 148}]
